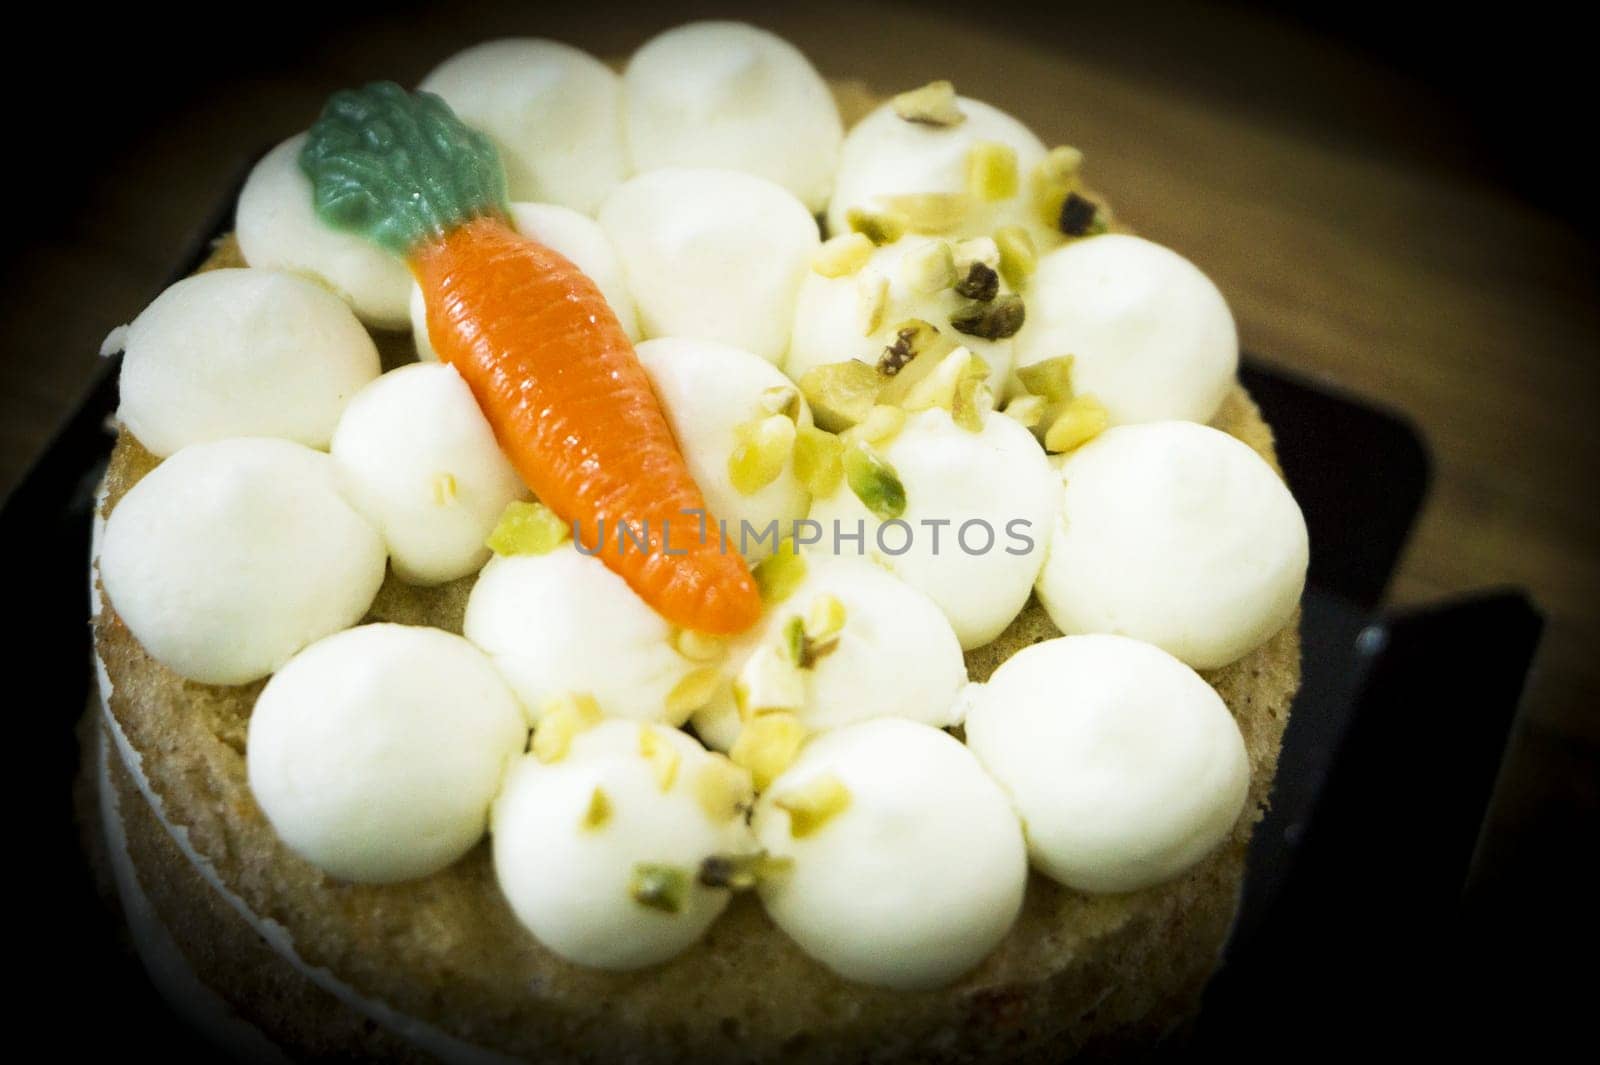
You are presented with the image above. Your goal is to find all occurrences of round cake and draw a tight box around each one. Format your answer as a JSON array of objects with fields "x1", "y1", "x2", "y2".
[{"x1": 89, "y1": 21, "x2": 1304, "y2": 1063}]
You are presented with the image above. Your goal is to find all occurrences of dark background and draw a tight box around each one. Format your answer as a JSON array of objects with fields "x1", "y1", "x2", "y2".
[{"x1": 5, "y1": 0, "x2": 1595, "y2": 1054}]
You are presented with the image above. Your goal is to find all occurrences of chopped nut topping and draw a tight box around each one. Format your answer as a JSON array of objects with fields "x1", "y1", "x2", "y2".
[
  {"x1": 1057, "y1": 192, "x2": 1104, "y2": 238},
  {"x1": 902, "y1": 346, "x2": 988, "y2": 412},
  {"x1": 879, "y1": 192, "x2": 972, "y2": 234},
  {"x1": 729, "y1": 414, "x2": 798, "y2": 496},
  {"x1": 798, "y1": 360, "x2": 882, "y2": 432},
  {"x1": 1016, "y1": 354, "x2": 1076, "y2": 402},
  {"x1": 846, "y1": 206, "x2": 908, "y2": 246},
  {"x1": 877, "y1": 318, "x2": 943, "y2": 378},
  {"x1": 967, "y1": 140, "x2": 1019, "y2": 202},
  {"x1": 638, "y1": 726, "x2": 682, "y2": 791},
  {"x1": 952, "y1": 236, "x2": 1001, "y2": 274},
  {"x1": 738, "y1": 643, "x2": 808, "y2": 715},
  {"x1": 533, "y1": 692, "x2": 603, "y2": 763},
  {"x1": 950, "y1": 293, "x2": 1025, "y2": 340},
  {"x1": 1044, "y1": 395, "x2": 1110, "y2": 453},
  {"x1": 752, "y1": 544, "x2": 808, "y2": 605},
  {"x1": 630, "y1": 863, "x2": 690, "y2": 914},
  {"x1": 845, "y1": 404, "x2": 907, "y2": 446},
  {"x1": 994, "y1": 226, "x2": 1037, "y2": 289},
  {"x1": 843, "y1": 440, "x2": 907, "y2": 520},
  {"x1": 432, "y1": 472, "x2": 458, "y2": 506},
  {"x1": 759, "y1": 384, "x2": 802, "y2": 421},
  {"x1": 781, "y1": 607, "x2": 842, "y2": 671},
  {"x1": 812, "y1": 232, "x2": 876, "y2": 277},
  {"x1": 1002, "y1": 394, "x2": 1047, "y2": 429},
  {"x1": 774, "y1": 773, "x2": 853, "y2": 839},
  {"x1": 781, "y1": 615, "x2": 807, "y2": 667},
  {"x1": 673, "y1": 629, "x2": 727, "y2": 663},
  {"x1": 730, "y1": 712, "x2": 808, "y2": 791},
  {"x1": 954, "y1": 261, "x2": 1000, "y2": 302},
  {"x1": 486, "y1": 500, "x2": 570, "y2": 557},
  {"x1": 793, "y1": 425, "x2": 845, "y2": 497},
  {"x1": 693, "y1": 756, "x2": 755, "y2": 822},
  {"x1": 805, "y1": 594, "x2": 848, "y2": 643},
  {"x1": 857, "y1": 273, "x2": 890, "y2": 336},
  {"x1": 899, "y1": 240, "x2": 957, "y2": 294},
  {"x1": 891, "y1": 80, "x2": 965, "y2": 127},
  {"x1": 665, "y1": 667, "x2": 724, "y2": 726},
  {"x1": 581, "y1": 787, "x2": 612, "y2": 831},
  {"x1": 698, "y1": 850, "x2": 792, "y2": 891}
]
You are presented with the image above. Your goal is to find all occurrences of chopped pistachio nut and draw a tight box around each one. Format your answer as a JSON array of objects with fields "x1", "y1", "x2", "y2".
[
  {"x1": 952, "y1": 237, "x2": 1001, "y2": 274},
  {"x1": 879, "y1": 192, "x2": 972, "y2": 234},
  {"x1": 899, "y1": 240, "x2": 958, "y2": 295},
  {"x1": 844, "y1": 404, "x2": 907, "y2": 446},
  {"x1": 781, "y1": 610, "x2": 841, "y2": 671},
  {"x1": 1016, "y1": 354, "x2": 1076, "y2": 402},
  {"x1": 774, "y1": 773, "x2": 853, "y2": 839},
  {"x1": 1002, "y1": 394, "x2": 1047, "y2": 429},
  {"x1": 847, "y1": 206, "x2": 908, "y2": 246},
  {"x1": 1039, "y1": 144, "x2": 1086, "y2": 186},
  {"x1": 902, "y1": 346, "x2": 989, "y2": 415},
  {"x1": 638, "y1": 726, "x2": 682, "y2": 791},
  {"x1": 532, "y1": 692, "x2": 603, "y2": 763},
  {"x1": 673, "y1": 628, "x2": 727, "y2": 663},
  {"x1": 629, "y1": 863, "x2": 690, "y2": 914},
  {"x1": 665, "y1": 667, "x2": 724, "y2": 726},
  {"x1": 581, "y1": 787, "x2": 612, "y2": 831},
  {"x1": 1057, "y1": 192, "x2": 1105, "y2": 238},
  {"x1": 812, "y1": 232, "x2": 876, "y2": 278},
  {"x1": 856, "y1": 273, "x2": 890, "y2": 336},
  {"x1": 693, "y1": 756, "x2": 755, "y2": 823},
  {"x1": 729, "y1": 414, "x2": 798, "y2": 496},
  {"x1": 759, "y1": 384, "x2": 802, "y2": 421},
  {"x1": 953, "y1": 261, "x2": 1000, "y2": 302},
  {"x1": 843, "y1": 440, "x2": 907, "y2": 520},
  {"x1": 891, "y1": 79, "x2": 965, "y2": 127},
  {"x1": 1029, "y1": 145, "x2": 1085, "y2": 229},
  {"x1": 752, "y1": 544, "x2": 808, "y2": 604},
  {"x1": 798, "y1": 360, "x2": 881, "y2": 432},
  {"x1": 953, "y1": 376, "x2": 994, "y2": 432},
  {"x1": 782, "y1": 615, "x2": 807, "y2": 667},
  {"x1": 877, "y1": 318, "x2": 946, "y2": 379},
  {"x1": 1044, "y1": 395, "x2": 1110, "y2": 453},
  {"x1": 994, "y1": 226, "x2": 1037, "y2": 289},
  {"x1": 698, "y1": 849, "x2": 792, "y2": 891},
  {"x1": 805, "y1": 594, "x2": 848, "y2": 643},
  {"x1": 485, "y1": 500, "x2": 570, "y2": 556},
  {"x1": 738, "y1": 642, "x2": 808, "y2": 715},
  {"x1": 967, "y1": 140, "x2": 1019, "y2": 202},
  {"x1": 730, "y1": 711, "x2": 808, "y2": 791},
  {"x1": 950, "y1": 293, "x2": 1026, "y2": 341},
  {"x1": 432, "y1": 472, "x2": 458, "y2": 506},
  {"x1": 793, "y1": 425, "x2": 845, "y2": 497}
]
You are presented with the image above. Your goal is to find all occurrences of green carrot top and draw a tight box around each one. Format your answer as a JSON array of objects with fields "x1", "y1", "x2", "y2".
[{"x1": 299, "y1": 82, "x2": 510, "y2": 257}]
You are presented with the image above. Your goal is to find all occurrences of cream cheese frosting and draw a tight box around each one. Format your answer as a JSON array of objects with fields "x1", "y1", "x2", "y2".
[
  {"x1": 330, "y1": 362, "x2": 528, "y2": 586},
  {"x1": 599, "y1": 167, "x2": 820, "y2": 364},
  {"x1": 247, "y1": 624, "x2": 527, "y2": 883},
  {"x1": 236, "y1": 135, "x2": 413, "y2": 329},
  {"x1": 98, "y1": 438, "x2": 387, "y2": 685},
  {"x1": 754, "y1": 719, "x2": 1027, "y2": 989},
  {"x1": 623, "y1": 21, "x2": 843, "y2": 213},
  {"x1": 964, "y1": 634, "x2": 1250, "y2": 894},
  {"x1": 1013, "y1": 234, "x2": 1238, "y2": 426},
  {"x1": 409, "y1": 201, "x2": 639, "y2": 355},
  {"x1": 807, "y1": 408, "x2": 1061, "y2": 649},
  {"x1": 1035, "y1": 421, "x2": 1308, "y2": 669},
  {"x1": 418, "y1": 39, "x2": 628, "y2": 214},
  {"x1": 492, "y1": 720, "x2": 756, "y2": 970},
  {"x1": 463, "y1": 544, "x2": 702, "y2": 724},
  {"x1": 635, "y1": 336, "x2": 812, "y2": 561},
  {"x1": 115, "y1": 268, "x2": 380, "y2": 457}
]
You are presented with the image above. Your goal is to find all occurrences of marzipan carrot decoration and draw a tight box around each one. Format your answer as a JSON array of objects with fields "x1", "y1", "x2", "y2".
[{"x1": 301, "y1": 83, "x2": 761, "y2": 635}]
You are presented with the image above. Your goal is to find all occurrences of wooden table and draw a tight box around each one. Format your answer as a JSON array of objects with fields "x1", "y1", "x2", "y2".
[{"x1": 5, "y1": 1, "x2": 1594, "y2": 915}]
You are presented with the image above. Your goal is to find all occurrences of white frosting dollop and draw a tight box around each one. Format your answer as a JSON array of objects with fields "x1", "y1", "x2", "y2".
[
  {"x1": 493, "y1": 720, "x2": 755, "y2": 970},
  {"x1": 623, "y1": 21, "x2": 843, "y2": 213},
  {"x1": 827, "y1": 95, "x2": 1054, "y2": 248},
  {"x1": 808, "y1": 408, "x2": 1060, "y2": 649},
  {"x1": 964, "y1": 634, "x2": 1250, "y2": 893},
  {"x1": 635, "y1": 337, "x2": 811, "y2": 561},
  {"x1": 786, "y1": 235, "x2": 1014, "y2": 399},
  {"x1": 599, "y1": 168, "x2": 820, "y2": 364},
  {"x1": 1035, "y1": 421, "x2": 1307, "y2": 669},
  {"x1": 117, "y1": 268, "x2": 380, "y2": 457},
  {"x1": 330, "y1": 363, "x2": 527, "y2": 586},
  {"x1": 98, "y1": 438, "x2": 387, "y2": 685},
  {"x1": 463, "y1": 545, "x2": 698, "y2": 724},
  {"x1": 418, "y1": 39, "x2": 628, "y2": 214},
  {"x1": 410, "y1": 201, "x2": 639, "y2": 357},
  {"x1": 1014, "y1": 234, "x2": 1238, "y2": 426},
  {"x1": 691, "y1": 555, "x2": 967, "y2": 751},
  {"x1": 247, "y1": 624, "x2": 526, "y2": 883},
  {"x1": 236, "y1": 135, "x2": 412, "y2": 329},
  {"x1": 754, "y1": 719, "x2": 1026, "y2": 989}
]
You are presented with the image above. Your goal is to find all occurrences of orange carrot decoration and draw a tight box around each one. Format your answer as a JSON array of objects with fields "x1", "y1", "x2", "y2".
[{"x1": 302, "y1": 83, "x2": 760, "y2": 635}]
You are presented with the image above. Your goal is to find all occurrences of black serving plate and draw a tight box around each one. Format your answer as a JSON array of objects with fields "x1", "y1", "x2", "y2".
[{"x1": 3, "y1": 203, "x2": 1542, "y2": 1057}]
